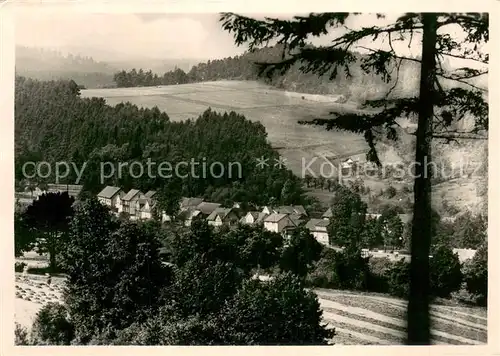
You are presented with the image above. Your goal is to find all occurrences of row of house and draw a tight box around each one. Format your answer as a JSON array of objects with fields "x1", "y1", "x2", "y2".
[
  {"x1": 97, "y1": 186, "x2": 158, "y2": 220},
  {"x1": 19, "y1": 184, "x2": 83, "y2": 199},
  {"x1": 96, "y1": 185, "x2": 413, "y2": 246}
]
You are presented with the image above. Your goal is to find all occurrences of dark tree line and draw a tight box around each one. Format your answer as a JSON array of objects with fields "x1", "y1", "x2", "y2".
[
  {"x1": 15, "y1": 76, "x2": 307, "y2": 207},
  {"x1": 112, "y1": 45, "x2": 421, "y2": 102}
]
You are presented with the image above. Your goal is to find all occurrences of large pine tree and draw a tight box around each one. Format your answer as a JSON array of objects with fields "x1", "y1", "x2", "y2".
[{"x1": 219, "y1": 12, "x2": 488, "y2": 344}]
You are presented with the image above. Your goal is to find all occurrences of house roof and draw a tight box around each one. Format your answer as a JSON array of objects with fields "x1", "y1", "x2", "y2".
[
  {"x1": 256, "y1": 212, "x2": 269, "y2": 223},
  {"x1": 305, "y1": 219, "x2": 319, "y2": 230},
  {"x1": 180, "y1": 197, "x2": 204, "y2": 209},
  {"x1": 247, "y1": 211, "x2": 260, "y2": 219},
  {"x1": 289, "y1": 213, "x2": 304, "y2": 226},
  {"x1": 276, "y1": 206, "x2": 296, "y2": 215},
  {"x1": 140, "y1": 199, "x2": 154, "y2": 212},
  {"x1": 144, "y1": 190, "x2": 157, "y2": 199},
  {"x1": 97, "y1": 186, "x2": 122, "y2": 199},
  {"x1": 47, "y1": 184, "x2": 83, "y2": 196},
  {"x1": 322, "y1": 208, "x2": 333, "y2": 218},
  {"x1": 240, "y1": 212, "x2": 268, "y2": 224},
  {"x1": 122, "y1": 189, "x2": 141, "y2": 201},
  {"x1": 207, "y1": 207, "x2": 233, "y2": 221},
  {"x1": 398, "y1": 214, "x2": 412, "y2": 224},
  {"x1": 191, "y1": 210, "x2": 202, "y2": 218},
  {"x1": 274, "y1": 205, "x2": 307, "y2": 216},
  {"x1": 305, "y1": 218, "x2": 328, "y2": 230},
  {"x1": 196, "y1": 202, "x2": 221, "y2": 215},
  {"x1": 293, "y1": 205, "x2": 307, "y2": 216},
  {"x1": 366, "y1": 213, "x2": 382, "y2": 219},
  {"x1": 264, "y1": 213, "x2": 289, "y2": 223}
]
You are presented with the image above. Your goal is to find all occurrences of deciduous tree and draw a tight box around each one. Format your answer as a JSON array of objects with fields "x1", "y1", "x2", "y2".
[{"x1": 22, "y1": 192, "x2": 74, "y2": 271}]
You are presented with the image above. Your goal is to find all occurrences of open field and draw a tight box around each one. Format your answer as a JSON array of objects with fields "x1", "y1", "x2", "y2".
[
  {"x1": 81, "y1": 80, "x2": 486, "y2": 213},
  {"x1": 15, "y1": 273, "x2": 65, "y2": 332},
  {"x1": 14, "y1": 270, "x2": 486, "y2": 345},
  {"x1": 82, "y1": 81, "x2": 368, "y2": 178}
]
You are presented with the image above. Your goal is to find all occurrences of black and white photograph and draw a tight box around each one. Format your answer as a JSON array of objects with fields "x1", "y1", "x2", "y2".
[{"x1": 3, "y1": 3, "x2": 492, "y2": 349}]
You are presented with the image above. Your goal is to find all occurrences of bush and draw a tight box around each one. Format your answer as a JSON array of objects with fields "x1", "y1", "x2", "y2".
[
  {"x1": 218, "y1": 273, "x2": 334, "y2": 345},
  {"x1": 464, "y1": 244, "x2": 487, "y2": 305},
  {"x1": 31, "y1": 303, "x2": 75, "y2": 345},
  {"x1": 15, "y1": 261, "x2": 27, "y2": 272},
  {"x1": 429, "y1": 245, "x2": 463, "y2": 298},
  {"x1": 387, "y1": 259, "x2": 410, "y2": 298},
  {"x1": 306, "y1": 247, "x2": 372, "y2": 291},
  {"x1": 366, "y1": 257, "x2": 393, "y2": 293},
  {"x1": 331, "y1": 247, "x2": 370, "y2": 290},
  {"x1": 385, "y1": 186, "x2": 397, "y2": 199},
  {"x1": 305, "y1": 249, "x2": 337, "y2": 288}
]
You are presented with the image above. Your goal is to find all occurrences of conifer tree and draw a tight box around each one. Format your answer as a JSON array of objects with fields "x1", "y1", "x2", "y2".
[{"x1": 220, "y1": 12, "x2": 488, "y2": 344}]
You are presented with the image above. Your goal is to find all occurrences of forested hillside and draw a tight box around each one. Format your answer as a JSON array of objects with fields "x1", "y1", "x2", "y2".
[
  {"x1": 113, "y1": 45, "x2": 423, "y2": 102},
  {"x1": 15, "y1": 76, "x2": 306, "y2": 207}
]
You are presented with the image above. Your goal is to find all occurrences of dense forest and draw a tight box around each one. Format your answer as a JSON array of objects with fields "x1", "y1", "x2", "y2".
[
  {"x1": 15, "y1": 46, "x2": 204, "y2": 89},
  {"x1": 113, "y1": 45, "x2": 423, "y2": 101},
  {"x1": 15, "y1": 76, "x2": 307, "y2": 207}
]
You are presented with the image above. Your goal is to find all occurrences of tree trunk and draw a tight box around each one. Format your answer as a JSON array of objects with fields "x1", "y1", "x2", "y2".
[{"x1": 407, "y1": 13, "x2": 438, "y2": 345}]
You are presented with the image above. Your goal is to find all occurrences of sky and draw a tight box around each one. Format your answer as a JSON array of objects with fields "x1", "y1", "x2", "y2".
[
  {"x1": 15, "y1": 7, "x2": 484, "y2": 69},
  {"x1": 15, "y1": 11, "x2": 247, "y2": 61}
]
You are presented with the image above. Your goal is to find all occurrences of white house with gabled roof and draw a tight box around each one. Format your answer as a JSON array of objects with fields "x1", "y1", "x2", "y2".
[
  {"x1": 263, "y1": 213, "x2": 296, "y2": 234},
  {"x1": 97, "y1": 186, "x2": 124, "y2": 211},
  {"x1": 121, "y1": 189, "x2": 143, "y2": 216}
]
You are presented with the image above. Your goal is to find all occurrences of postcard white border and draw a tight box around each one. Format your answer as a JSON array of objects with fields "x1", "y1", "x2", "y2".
[{"x1": 1, "y1": 1, "x2": 498, "y2": 355}]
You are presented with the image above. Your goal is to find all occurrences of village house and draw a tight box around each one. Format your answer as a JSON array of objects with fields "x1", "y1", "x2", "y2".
[
  {"x1": 144, "y1": 190, "x2": 157, "y2": 200},
  {"x1": 139, "y1": 199, "x2": 156, "y2": 220},
  {"x1": 183, "y1": 209, "x2": 203, "y2": 227},
  {"x1": 261, "y1": 205, "x2": 308, "y2": 218},
  {"x1": 322, "y1": 207, "x2": 333, "y2": 220},
  {"x1": 240, "y1": 211, "x2": 268, "y2": 225},
  {"x1": 180, "y1": 197, "x2": 204, "y2": 212},
  {"x1": 162, "y1": 197, "x2": 205, "y2": 223},
  {"x1": 183, "y1": 202, "x2": 222, "y2": 226},
  {"x1": 261, "y1": 206, "x2": 273, "y2": 215},
  {"x1": 121, "y1": 189, "x2": 144, "y2": 216},
  {"x1": 263, "y1": 213, "x2": 296, "y2": 235},
  {"x1": 97, "y1": 186, "x2": 124, "y2": 211},
  {"x1": 305, "y1": 218, "x2": 330, "y2": 245},
  {"x1": 288, "y1": 213, "x2": 305, "y2": 227},
  {"x1": 341, "y1": 158, "x2": 355, "y2": 169},
  {"x1": 398, "y1": 214, "x2": 412, "y2": 225},
  {"x1": 32, "y1": 186, "x2": 46, "y2": 199},
  {"x1": 206, "y1": 207, "x2": 239, "y2": 227},
  {"x1": 134, "y1": 190, "x2": 157, "y2": 220},
  {"x1": 47, "y1": 184, "x2": 83, "y2": 198},
  {"x1": 196, "y1": 202, "x2": 222, "y2": 216}
]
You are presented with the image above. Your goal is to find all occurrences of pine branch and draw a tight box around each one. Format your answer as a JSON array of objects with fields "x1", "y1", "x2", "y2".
[
  {"x1": 437, "y1": 51, "x2": 488, "y2": 65},
  {"x1": 443, "y1": 67, "x2": 488, "y2": 80},
  {"x1": 437, "y1": 73, "x2": 487, "y2": 92},
  {"x1": 219, "y1": 12, "x2": 353, "y2": 51},
  {"x1": 356, "y1": 46, "x2": 421, "y2": 63},
  {"x1": 254, "y1": 46, "x2": 358, "y2": 80},
  {"x1": 432, "y1": 132, "x2": 488, "y2": 140}
]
